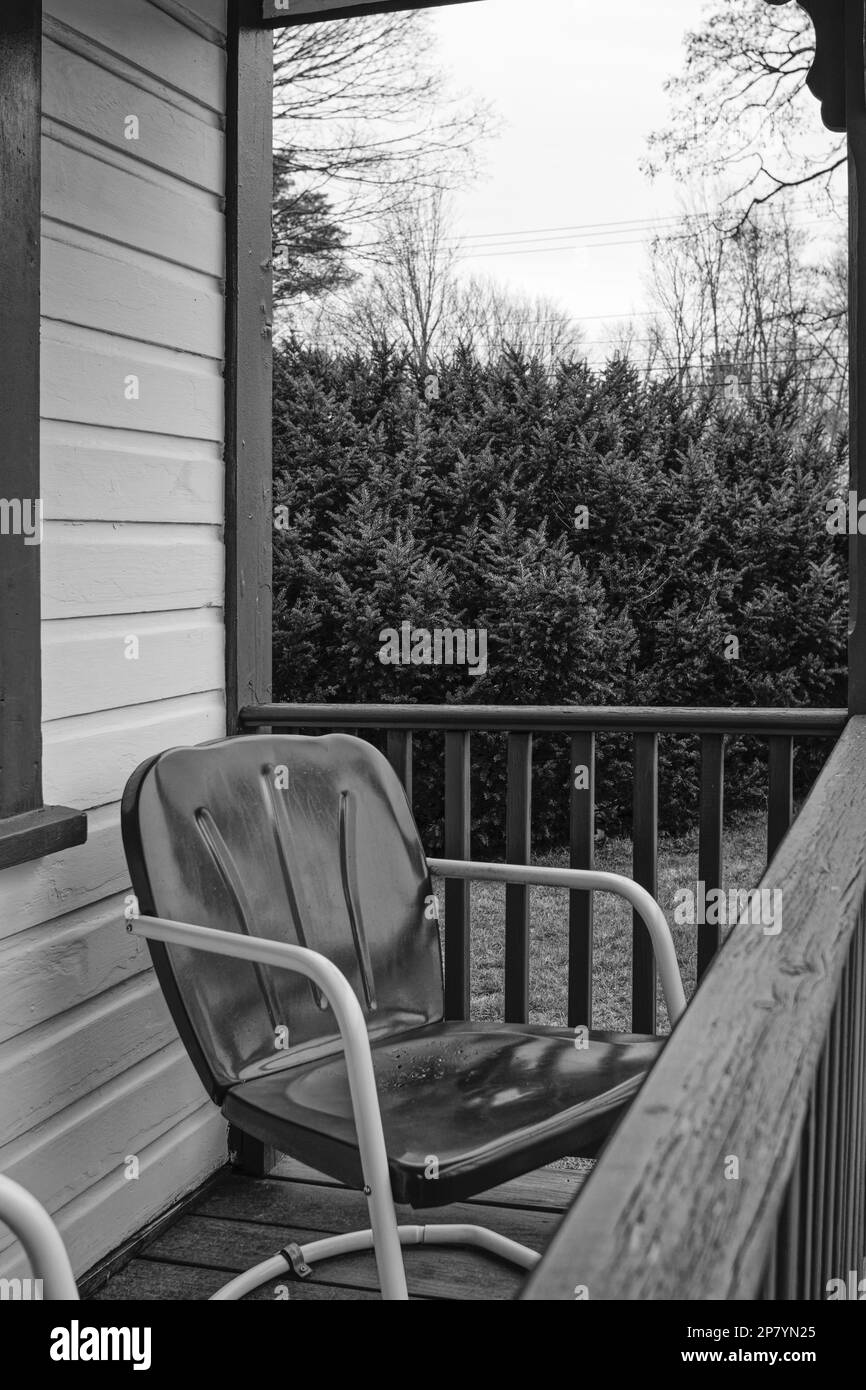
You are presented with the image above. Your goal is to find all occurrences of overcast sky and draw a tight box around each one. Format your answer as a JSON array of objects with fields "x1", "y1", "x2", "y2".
[{"x1": 429, "y1": 0, "x2": 699, "y2": 346}]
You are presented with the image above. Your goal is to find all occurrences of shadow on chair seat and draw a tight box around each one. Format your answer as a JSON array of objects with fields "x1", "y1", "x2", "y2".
[{"x1": 224, "y1": 1021, "x2": 664, "y2": 1206}]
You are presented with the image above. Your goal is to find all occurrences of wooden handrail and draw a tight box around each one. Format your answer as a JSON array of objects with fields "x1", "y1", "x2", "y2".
[
  {"x1": 522, "y1": 716, "x2": 866, "y2": 1300},
  {"x1": 241, "y1": 703, "x2": 847, "y2": 734}
]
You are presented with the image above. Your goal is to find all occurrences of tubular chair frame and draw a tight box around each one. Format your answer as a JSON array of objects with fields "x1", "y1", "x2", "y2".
[
  {"x1": 127, "y1": 861, "x2": 684, "y2": 1302},
  {"x1": 0, "y1": 1176, "x2": 79, "y2": 1301}
]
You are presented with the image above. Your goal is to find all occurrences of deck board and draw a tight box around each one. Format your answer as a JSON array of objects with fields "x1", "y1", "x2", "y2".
[{"x1": 93, "y1": 1161, "x2": 588, "y2": 1301}]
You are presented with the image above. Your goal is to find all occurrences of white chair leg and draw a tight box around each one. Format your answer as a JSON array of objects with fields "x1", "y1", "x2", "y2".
[{"x1": 209, "y1": 1223, "x2": 540, "y2": 1300}]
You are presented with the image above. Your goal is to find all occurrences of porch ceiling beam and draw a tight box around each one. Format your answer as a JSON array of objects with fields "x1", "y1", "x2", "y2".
[{"x1": 259, "y1": 0, "x2": 481, "y2": 28}]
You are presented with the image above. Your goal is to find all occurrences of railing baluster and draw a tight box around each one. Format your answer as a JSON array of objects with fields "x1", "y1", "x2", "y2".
[
  {"x1": 697, "y1": 734, "x2": 725, "y2": 981},
  {"x1": 817, "y1": 1011, "x2": 839, "y2": 1289},
  {"x1": 632, "y1": 733, "x2": 658, "y2": 1033},
  {"x1": 385, "y1": 729, "x2": 413, "y2": 806},
  {"x1": 505, "y1": 732, "x2": 532, "y2": 1024},
  {"x1": 800, "y1": 1089, "x2": 816, "y2": 1301},
  {"x1": 568, "y1": 732, "x2": 595, "y2": 1028},
  {"x1": 443, "y1": 731, "x2": 471, "y2": 1021},
  {"x1": 813, "y1": 1041, "x2": 830, "y2": 1297},
  {"x1": 851, "y1": 913, "x2": 866, "y2": 1281},
  {"x1": 777, "y1": 1158, "x2": 800, "y2": 1299},
  {"x1": 767, "y1": 735, "x2": 794, "y2": 863}
]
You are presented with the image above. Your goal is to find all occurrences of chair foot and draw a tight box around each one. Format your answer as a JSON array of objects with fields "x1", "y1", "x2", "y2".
[{"x1": 209, "y1": 1223, "x2": 540, "y2": 1300}]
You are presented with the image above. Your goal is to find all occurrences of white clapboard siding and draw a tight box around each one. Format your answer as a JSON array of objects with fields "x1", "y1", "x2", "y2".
[
  {"x1": 0, "y1": 0, "x2": 230, "y2": 1281},
  {"x1": 41, "y1": 423, "x2": 223, "y2": 525},
  {"x1": 43, "y1": 233, "x2": 224, "y2": 358},
  {"x1": 0, "y1": 895, "x2": 149, "y2": 1046},
  {"x1": 42, "y1": 38, "x2": 224, "y2": 194},
  {"x1": 0, "y1": 974, "x2": 177, "y2": 1148},
  {"x1": 43, "y1": 693, "x2": 227, "y2": 811},
  {"x1": 0, "y1": 1108, "x2": 226, "y2": 1281},
  {"x1": 41, "y1": 522, "x2": 223, "y2": 619},
  {"x1": 42, "y1": 327, "x2": 224, "y2": 439},
  {"x1": 43, "y1": 610, "x2": 224, "y2": 720},
  {"x1": 43, "y1": 0, "x2": 226, "y2": 112},
  {"x1": 42, "y1": 143, "x2": 223, "y2": 277},
  {"x1": 0, "y1": 1043, "x2": 211, "y2": 1256},
  {"x1": 0, "y1": 805, "x2": 126, "y2": 943},
  {"x1": 154, "y1": 0, "x2": 228, "y2": 37}
]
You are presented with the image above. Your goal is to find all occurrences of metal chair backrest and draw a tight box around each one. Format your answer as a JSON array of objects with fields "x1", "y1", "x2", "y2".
[{"x1": 121, "y1": 734, "x2": 443, "y2": 1101}]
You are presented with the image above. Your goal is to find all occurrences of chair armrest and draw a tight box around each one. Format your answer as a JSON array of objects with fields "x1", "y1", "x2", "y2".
[
  {"x1": 427, "y1": 858, "x2": 686, "y2": 1026},
  {"x1": 125, "y1": 907, "x2": 407, "y2": 1299},
  {"x1": 0, "y1": 1175, "x2": 79, "y2": 1300}
]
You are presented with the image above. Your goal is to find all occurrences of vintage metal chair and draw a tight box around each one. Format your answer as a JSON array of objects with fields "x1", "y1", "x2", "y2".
[{"x1": 121, "y1": 733, "x2": 685, "y2": 1300}]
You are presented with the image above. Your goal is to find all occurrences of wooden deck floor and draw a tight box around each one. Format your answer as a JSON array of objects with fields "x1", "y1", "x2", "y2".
[{"x1": 92, "y1": 1157, "x2": 588, "y2": 1301}]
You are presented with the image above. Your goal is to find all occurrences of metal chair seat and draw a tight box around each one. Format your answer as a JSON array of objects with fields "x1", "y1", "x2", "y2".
[{"x1": 224, "y1": 1020, "x2": 664, "y2": 1207}]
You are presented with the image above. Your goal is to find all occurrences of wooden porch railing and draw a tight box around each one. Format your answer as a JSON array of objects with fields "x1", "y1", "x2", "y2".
[
  {"x1": 240, "y1": 704, "x2": 845, "y2": 1032},
  {"x1": 522, "y1": 715, "x2": 866, "y2": 1301}
]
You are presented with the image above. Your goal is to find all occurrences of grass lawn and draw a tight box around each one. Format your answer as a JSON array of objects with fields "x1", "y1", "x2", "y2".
[{"x1": 431, "y1": 809, "x2": 768, "y2": 1036}]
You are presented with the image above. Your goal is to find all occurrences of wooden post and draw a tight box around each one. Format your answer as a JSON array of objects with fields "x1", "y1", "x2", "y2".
[
  {"x1": 848, "y1": 0, "x2": 866, "y2": 713},
  {"x1": 225, "y1": 0, "x2": 274, "y2": 736}
]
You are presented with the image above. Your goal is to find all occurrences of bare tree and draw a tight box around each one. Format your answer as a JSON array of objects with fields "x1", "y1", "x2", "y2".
[
  {"x1": 444, "y1": 276, "x2": 583, "y2": 367},
  {"x1": 646, "y1": 200, "x2": 847, "y2": 426},
  {"x1": 273, "y1": 13, "x2": 494, "y2": 240},
  {"x1": 645, "y1": 0, "x2": 844, "y2": 224}
]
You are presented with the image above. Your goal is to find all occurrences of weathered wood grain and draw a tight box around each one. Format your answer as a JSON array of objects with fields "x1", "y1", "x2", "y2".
[
  {"x1": 223, "y1": 6, "x2": 273, "y2": 730},
  {"x1": 94, "y1": 1259, "x2": 387, "y2": 1300},
  {"x1": 0, "y1": 0, "x2": 43, "y2": 820},
  {"x1": 524, "y1": 717, "x2": 866, "y2": 1300},
  {"x1": 147, "y1": 1213, "x2": 525, "y2": 1300},
  {"x1": 195, "y1": 1175, "x2": 560, "y2": 1249},
  {"x1": 271, "y1": 1154, "x2": 588, "y2": 1213},
  {"x1": 0, "y1": 803, "x2": 128, "y2": 940}
]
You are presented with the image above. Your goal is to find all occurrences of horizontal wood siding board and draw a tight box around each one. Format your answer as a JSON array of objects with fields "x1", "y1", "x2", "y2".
[
  {"x1": 0, "y1": 803, "x2": 127, "y2": 941},
  {"x1": 43, "y1": 236, "x2": 224, "y2": 358},
  {"x1": 42, "y1": 142, "x2": 224, "y2": 277},
  {"x1": 0, "y1": 974, "x2": 176, "y2": 1147},
  {"x1": 0, "y1": 1043, "x2": 209, "y2": 1250},
  {"x1": 523, "y1": 717, "x2": 866, "y2": 1300},
  {"x1": 42, "y1": 693, "x2": 226, "y2": 810},
  {"x1": 0, "y1": 1107, "x2": 225, "y2": 1280},
  {"x1": 43, "y1": 0, "x2": 226, "y2": 111},
  {"x1": 41, "y1": 524, "x2": 223, "y2": 619},
  {"x1": 41, "y1": 424, "x2": 222, "y2": 525},
  {"x1": 42, "y1": 40, "x2": 224, "y2": 194},
  {"x1": 0, "y1": 893, "x2": 150, "y2": 1043},
  {"x1": 43, "y1": 611, "x2": 224, "y2": 720},
  {"x1": 41, "y1": 333, "x2": 224, "y2": 440}
]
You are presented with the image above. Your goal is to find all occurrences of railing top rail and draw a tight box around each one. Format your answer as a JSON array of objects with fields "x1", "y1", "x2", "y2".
[
  {"x1": 522, "y1": 715, "x2": 866, "y2": 1301},
  {"x1": 240, "y1": 703, "x2": 847, "y2": 736}
]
